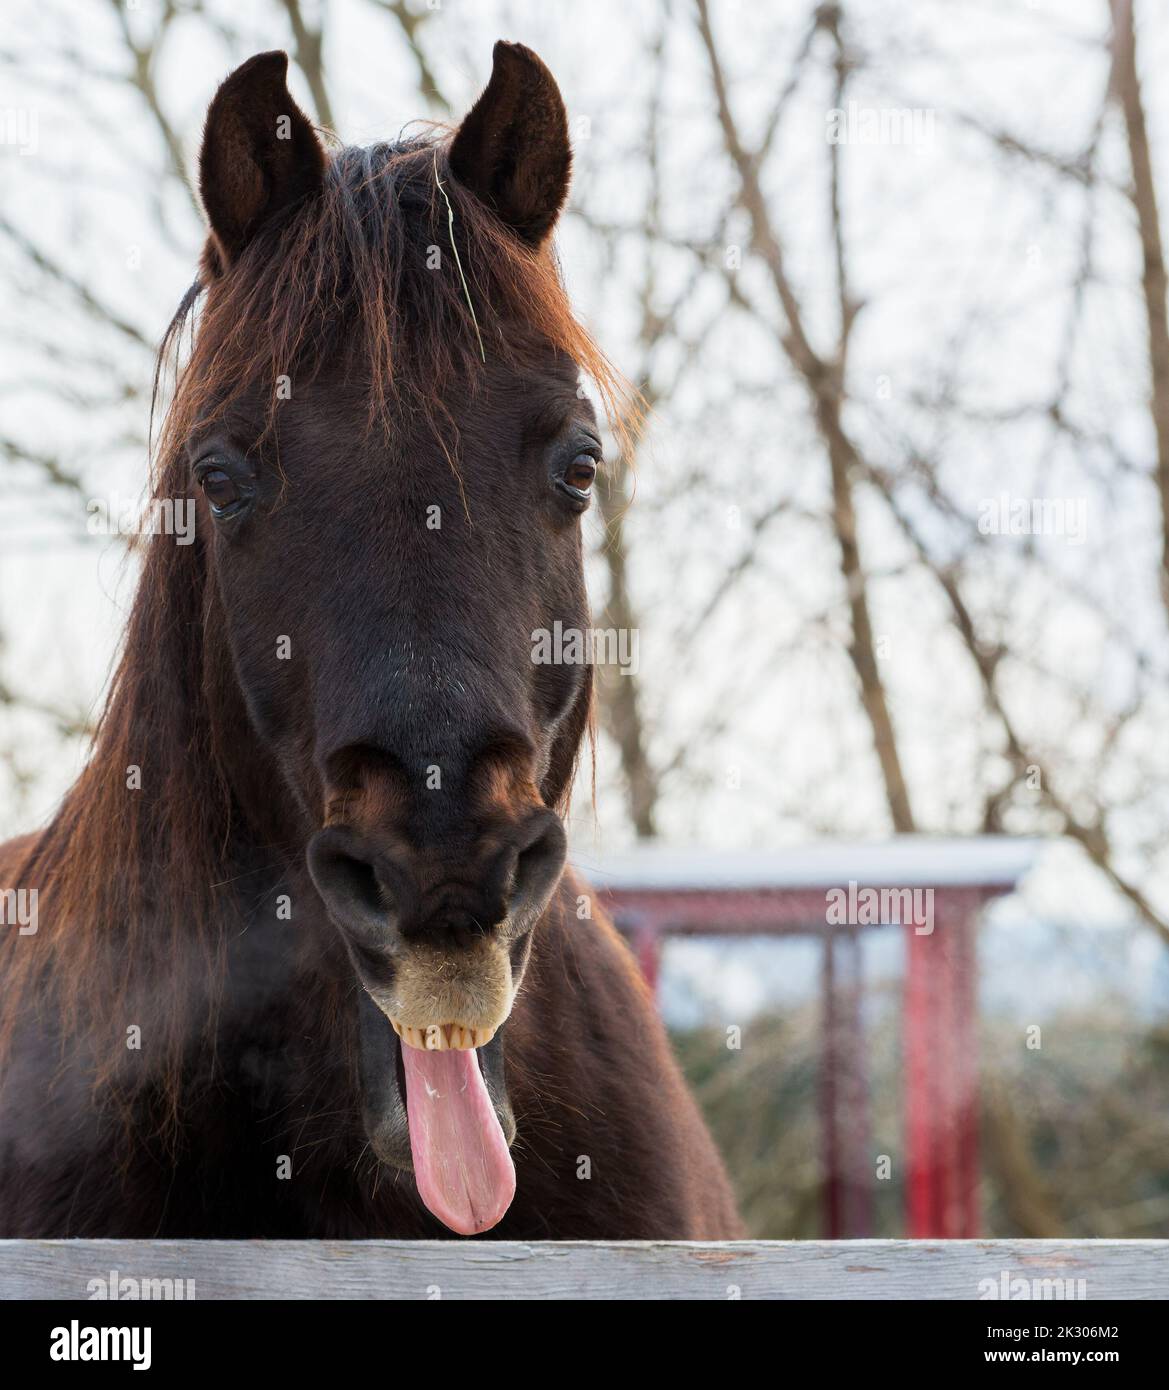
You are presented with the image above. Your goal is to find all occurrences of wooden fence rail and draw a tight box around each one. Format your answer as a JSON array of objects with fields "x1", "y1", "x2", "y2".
[{"x1": 1, "y1": 1239, "x2": 1166, "y2": 1299}]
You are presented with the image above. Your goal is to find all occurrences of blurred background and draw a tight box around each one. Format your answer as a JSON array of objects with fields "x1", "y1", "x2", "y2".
[{"x1": 2, "y1": 0, "x2": 1169, "y2": 1239}]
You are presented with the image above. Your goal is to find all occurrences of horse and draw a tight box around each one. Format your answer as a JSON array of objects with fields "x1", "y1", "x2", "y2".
[{"x1": 0, "y1": 42, "x2": 741, "y2": 1241}]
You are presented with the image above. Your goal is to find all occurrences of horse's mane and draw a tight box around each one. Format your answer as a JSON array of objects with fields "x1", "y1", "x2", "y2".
[{"x1": 1, "y1": 132, "x2": 630, "y2": 1125}]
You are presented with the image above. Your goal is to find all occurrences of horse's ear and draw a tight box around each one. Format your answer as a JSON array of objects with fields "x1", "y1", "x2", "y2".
[
  {"x1": 448, "y1": 41, "x2": 571, "y2": 248},
  {"x1": 198, "y1": 50, "x2": 326, "y2": 272}
]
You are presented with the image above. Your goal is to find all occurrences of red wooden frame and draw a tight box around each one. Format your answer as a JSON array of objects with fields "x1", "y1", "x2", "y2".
[
  {"x1": 904, "y1": 891, "x2": 981, "y2": 1236},
  {"x1": 600, "y1": 879, "x2": 1005, "y2": 1238}
]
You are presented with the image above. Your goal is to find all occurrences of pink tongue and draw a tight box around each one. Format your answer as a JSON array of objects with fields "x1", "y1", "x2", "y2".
[{"x1": 400, "y1": 1043, "x2": 515, "y2": 1235}]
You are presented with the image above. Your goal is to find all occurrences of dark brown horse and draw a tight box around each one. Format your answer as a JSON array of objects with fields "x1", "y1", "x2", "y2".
[{"x1": 0, "y1": 43, "x2": 740, "y2": 1240}]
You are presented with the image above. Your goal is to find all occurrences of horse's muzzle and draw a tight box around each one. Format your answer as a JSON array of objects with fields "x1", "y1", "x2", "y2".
[
  {"x1": 306, "y1": 806, "x2": 566, "y2": 950},
  {"x1": 306, "y1": 807, "x2": 565, "y2": 1233}
]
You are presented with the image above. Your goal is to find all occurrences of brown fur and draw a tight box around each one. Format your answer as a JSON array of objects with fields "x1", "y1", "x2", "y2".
[{"x1": 0, "y1": 43, "x2": 741, "y2": 1239}]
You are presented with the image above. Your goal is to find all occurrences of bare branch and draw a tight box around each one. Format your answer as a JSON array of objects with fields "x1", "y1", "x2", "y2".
[
  {"x1": 694, "y1": 0, "x2": 916, "y2": 832},
  {"x1": 1110, "y1": 0, "x2": 1169, "y2": 624},
  {"x1": 280, "y1": 0, "x2": 337, "y2": 130},
  {"x1": 370, "y1": 0, "x2": 451, "y2": 114}
]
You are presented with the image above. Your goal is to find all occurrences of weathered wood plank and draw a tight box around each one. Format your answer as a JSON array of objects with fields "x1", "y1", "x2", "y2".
[{"x1": 0, "y1": 1239, "x2": 1165, "y2": 1300}]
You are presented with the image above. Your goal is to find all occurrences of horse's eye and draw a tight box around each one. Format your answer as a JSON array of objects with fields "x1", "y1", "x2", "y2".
[
  {"x1": 200, "y1": 469, "x2": 240, "y2": 511},
  {"x1": 563, "y1": 455, "x2": 597, "y2": 494}
]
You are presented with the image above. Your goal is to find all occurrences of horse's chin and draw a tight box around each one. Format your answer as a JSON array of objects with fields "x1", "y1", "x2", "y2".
[{"x1": 357, "y1": 991, "x2": 517, "y2": 1233}]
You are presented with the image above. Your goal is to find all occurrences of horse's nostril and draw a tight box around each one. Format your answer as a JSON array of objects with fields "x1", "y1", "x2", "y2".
[
  {"x1": 307, "y1": 826, "x2": 407, "y2": 947},
  {"x1": 508, "y1": 811, "x2": 568, "y2": 931},
  {"x1": 309, "y1": 812, "x2": 567, "y2": 952}
]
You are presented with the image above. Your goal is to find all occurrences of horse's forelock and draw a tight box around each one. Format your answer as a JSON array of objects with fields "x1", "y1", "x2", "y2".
[{"x1": 154, "y1": 135, "x2": 635, "y2": 480}]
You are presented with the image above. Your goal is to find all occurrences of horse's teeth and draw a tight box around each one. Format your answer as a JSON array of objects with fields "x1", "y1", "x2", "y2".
[{"x1": 391, "y1": 1020, "x2": 495, "y2": 1051}]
